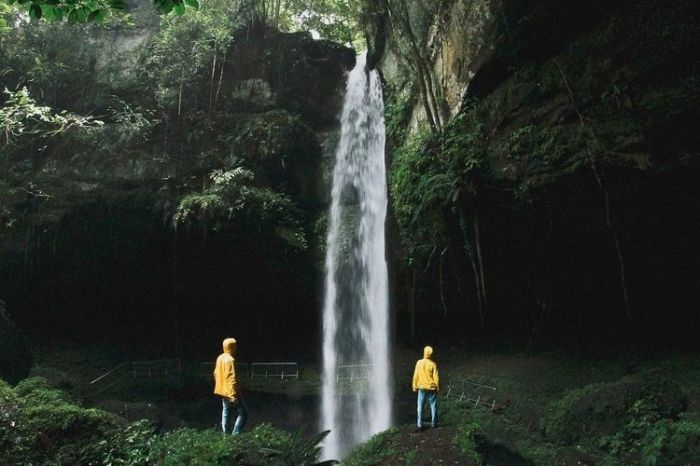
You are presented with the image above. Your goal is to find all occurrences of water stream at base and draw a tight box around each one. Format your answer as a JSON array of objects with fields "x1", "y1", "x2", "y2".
[{"x1": 320, "y1": 53, "x2": 392, "y2": 460}]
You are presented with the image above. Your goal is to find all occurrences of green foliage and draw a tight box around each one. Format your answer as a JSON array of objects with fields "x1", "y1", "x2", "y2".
[
  {"x1": 342, "y1": 427, "x2": 400, "y2": 466},
  {"x1": 80, "y1": 98, "x2": 154, "y2": 155},
  {"x1": 543, "y1": 369, "x2": 684, "y2": 446},
  {"x1": 2, "y1": 0, "x2": 196, "y2": 24},
  {"x1": 150, "y1": 427, "x2": 244, "y2": 465},
  {"x1": 141, "y1": 0, "x2": 238, "y2": 112},
  {"x1": 390, "y1": 112, "x2": 488, "y2": 266},
  {"x1": 453, "y1": 422, "x2": 485, "y2": 465},
  {"x1": 0, "y1": 377, "x2": 123, "y2": 465},
  {"x1": 1, "y1": 381, "x2": 335, "y2": 466},
  {"x1": 0, "y1": 378, "x2": 22, "y2": 454},
  {"x1": 150, "y1": 423, "x2": 334, "y2": 466},
  {"x1": 100, "y1": 419, "x2": 159, "y2": 465},
  {"x1": 230, "y1": 110, "x2": 316, "y2": 169},
  {"x1": 172, "y1": 166, "x2": 308, "y2": 250},
  {"x1": 260, "y1": 428, "x2": 339, "y2": 465},
  {"x1": 2, "y1": 0, "x2": 364, "y2": 50},
  {"x1": 13, "y1": 376, "x2": 73, "y2": 405},
  {"x1": 0, "y1": 87, "x2": 102, "y2": 148},
  {"x1": 598, "y1": 407, "x2": 700, "y2": 466},
  {"x1": 383, "y1": 81, "x2": 415, "y2": 145},
  {"x1": 279, "y1": 0, "x2": 364, "y2": 47},
  {"x1": 0, "y1": 301, "x2": 32, "y2": 384}
]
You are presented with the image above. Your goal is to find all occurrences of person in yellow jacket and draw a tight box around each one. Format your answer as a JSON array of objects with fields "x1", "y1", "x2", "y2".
[
  {"x1": 214, "y1": 337, "x2": 247, "y2": 434},
  {"x1": 412, "y1": 345, "x2": 439, "y2": 431}
]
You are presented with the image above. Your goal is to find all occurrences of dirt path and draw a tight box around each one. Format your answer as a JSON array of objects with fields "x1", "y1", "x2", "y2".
[{"x1": 381, "y1": 424, "x2": 474, "y2": 466}]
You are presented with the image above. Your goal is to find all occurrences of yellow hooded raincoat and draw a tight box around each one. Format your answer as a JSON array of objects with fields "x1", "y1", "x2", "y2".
[
  {"x1": 213, "y1": 338, "x2": 240, "y2": 399},
  {"x1": 412, "y1": 346, "x2": 439, "y2": 391}
]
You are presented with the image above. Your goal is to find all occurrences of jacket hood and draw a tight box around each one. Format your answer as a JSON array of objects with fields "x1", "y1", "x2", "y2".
[
  {"x1": 423, "y1": 346, "x2": 433, "y2": 359},
  {"x1": 223, "y1": 338, "x2": 237, "y2": 354}
]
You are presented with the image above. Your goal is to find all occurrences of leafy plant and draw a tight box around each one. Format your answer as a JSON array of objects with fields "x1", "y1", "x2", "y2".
[
  {"x1": 453, "y1": 422, "x2": 485, "y2": 465},
  {"x1": 260, "y1": 428, "x2": 339, "y2": 465},
  {"x1": 0, "y1": 87, "x2": 101, "y2": 148},
  {"x1": 342, "y1": 427, "x2": 400, "y2": 466},
  {"x1": 101, "y1": 419, "x2": 159, "y2": 466},
  {"x1": 173, "y1": 166, "x2": 308, "y2": 250}
]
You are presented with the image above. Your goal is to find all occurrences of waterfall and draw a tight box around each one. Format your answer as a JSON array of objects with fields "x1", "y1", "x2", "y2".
[{"x1": 320, "y1": 53, "x2": 392, "y2": 460}]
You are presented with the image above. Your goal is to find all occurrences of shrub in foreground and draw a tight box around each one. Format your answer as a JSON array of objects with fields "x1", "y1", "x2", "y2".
[{"x1": 0, "y1": 302, "x2": 32, "y2": 384}]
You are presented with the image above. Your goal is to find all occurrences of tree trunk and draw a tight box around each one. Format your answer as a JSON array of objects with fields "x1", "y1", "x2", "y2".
[
  {"x1": 460, "y1": 212, "x2": 484, "y2": 329},
  {"x1": 215, "y1": 48, "x2": 227, "y2": 105},
  {"x1": 208, "y1": 50, "x2": 217, "y2": 110},
  {"x1": 439, "y1": 247, "x2": 449, "y2": 318},
  {"x1": 177, "y1": 78, "x2": 184, "y2": 119},
  {"x1": 409, "y1": 268, "x2": 417, "y2": 338},
  {"x1": 473, "y1": 200, "x2": 487, "y2": 302},
  {"x1": 385, "y1": 0, "x2": 440, "y2": 132}
]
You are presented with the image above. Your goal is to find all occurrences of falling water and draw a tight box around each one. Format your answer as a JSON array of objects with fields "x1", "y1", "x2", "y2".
[{"x1": 321, "y1": 53, "x2": 392, "y2": 460}]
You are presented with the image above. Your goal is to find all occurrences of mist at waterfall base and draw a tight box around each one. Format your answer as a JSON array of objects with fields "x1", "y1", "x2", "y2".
[{"x1": 320, "y1": 54, "x2": 393, "y2": 460}]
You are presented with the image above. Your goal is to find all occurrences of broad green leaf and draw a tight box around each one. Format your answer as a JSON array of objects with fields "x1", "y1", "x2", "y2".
[
  {"x1": 183, "y1": 0, "x2": 198, "y2": 9},
  {"x1": 40, "y1": 4, "x2": 54, "y2": 19},
  {"x1": 108, "y1": 0, "x2": 126, "y2": 11},
  {"x1": 29, "y1": 3, "x2": 42, "y2": 19},
  {"x1": 156, "y1": 0, "x2": 173, "y2": 14},
  {"x1": 88, "y1": 9, "x2": 105, "y2": 21}
]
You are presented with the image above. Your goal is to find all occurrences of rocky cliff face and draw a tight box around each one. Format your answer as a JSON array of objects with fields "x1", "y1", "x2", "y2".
[
  {"x1": 369, "y1": 0, "x2": 700, "y2": 347},
  {"x1": 369, "y1": 0, "x2": 496, "y2": 124}
]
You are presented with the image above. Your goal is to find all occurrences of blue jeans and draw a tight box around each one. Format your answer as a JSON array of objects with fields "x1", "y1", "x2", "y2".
[
  {"x1": 221, "y1": 397, "x2": 247, "y2": 435},
  {"x1": 417, "y1": 389, "x2": 438, "y2": 428}
]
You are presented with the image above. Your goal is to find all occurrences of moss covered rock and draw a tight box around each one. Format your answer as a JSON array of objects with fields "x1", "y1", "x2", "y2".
[
  {"x1": 0, "y1": 379, "x2": 22, "y2": 457},
  {"x1": 0, "y1": 301, "x2": 32, "y2": 385},
  {"x1": 543, "y1": 369, "x2": 684, "y2": 445},
  {"x1": 0, "y1": 377, "x2": 123, "y2": 465}
]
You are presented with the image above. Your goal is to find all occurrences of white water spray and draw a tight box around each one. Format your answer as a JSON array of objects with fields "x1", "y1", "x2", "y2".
[{"x1": 320, "y1": 53, "x2": 392, "y2": 460}]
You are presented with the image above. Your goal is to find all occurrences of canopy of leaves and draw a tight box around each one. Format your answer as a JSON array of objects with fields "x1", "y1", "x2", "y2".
[{"x1": 1, "y1": 0, "x2": 365, "y2": 47}]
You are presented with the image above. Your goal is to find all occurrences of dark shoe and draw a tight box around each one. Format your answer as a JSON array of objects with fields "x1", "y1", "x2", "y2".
[{"x1": 414, "y1": 426, "x2": 425, "y2": 433}]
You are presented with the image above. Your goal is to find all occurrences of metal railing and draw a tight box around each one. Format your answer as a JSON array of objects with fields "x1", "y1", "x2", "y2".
[
  {"x1": 131, "y1": 359, "x2": 181, "y2": 378},
  {"x1": 445, "y1": 378, "x2": 497, "y2": 410},
  {"x1": 89, "y1": 359, "x2": 182, "y2": 396},
  {"x1": 250, "y1": 362, "x2": 299, "y2": 380},
  {"x1": 199, "y1": 362, "x2": 250, "y2": 379}
]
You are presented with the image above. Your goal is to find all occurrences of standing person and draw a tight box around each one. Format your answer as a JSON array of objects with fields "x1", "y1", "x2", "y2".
[
  {"x1": 214, "y1": 337, "x2": 247, "y2": 435},
  {"x1": 412, "y1": 345, "x2": 439, "y2": 431}
]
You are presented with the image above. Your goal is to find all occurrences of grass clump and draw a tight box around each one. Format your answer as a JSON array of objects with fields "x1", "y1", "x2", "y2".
[
  {"x1": 150, "y1": 423, "x2": 335, "y2": 466},
  {"x1": 343, "y1": 427, "x2": 400, "y2": 466},
  {"x1": 453, "y1": 422, "x2": 485, "y2": 465}
]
